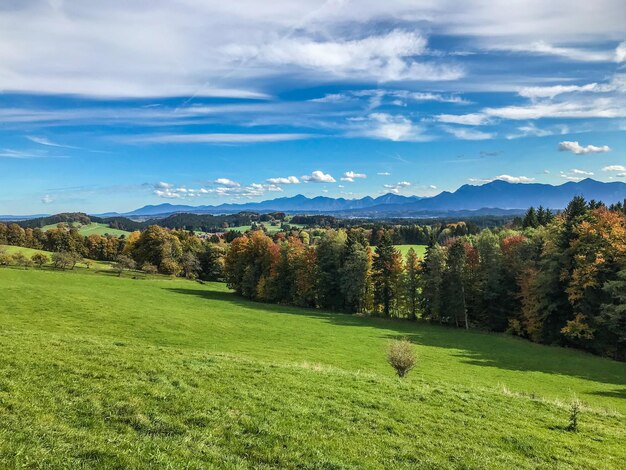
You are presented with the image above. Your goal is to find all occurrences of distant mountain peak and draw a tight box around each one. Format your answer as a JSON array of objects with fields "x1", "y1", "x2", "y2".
[{"x1": 90, "y1": 178, "x2": 626, "y2": 219}]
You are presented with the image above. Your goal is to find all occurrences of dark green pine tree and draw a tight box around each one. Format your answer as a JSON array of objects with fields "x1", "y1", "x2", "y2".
[
  {"x1": 373, "y1": 231, "x2": 397, "y2": 317},
  {"x1": 523, "y1": 206, "x2": 539, "y2": 228}
]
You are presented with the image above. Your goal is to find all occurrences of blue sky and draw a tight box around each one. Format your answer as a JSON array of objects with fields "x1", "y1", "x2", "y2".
[{"x1": 0, "y1": 1, "x2": 625, "y2": 214}]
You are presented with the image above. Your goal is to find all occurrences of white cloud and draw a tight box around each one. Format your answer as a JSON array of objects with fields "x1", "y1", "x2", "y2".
[
  {"x1": 266, "y1": 176, "x2": 300, "y2": 184},
  {"x1": 602, "y1": 165, "x2": 626, "y2": 172},
  {"x1": 495, "y1": 175, "x2": 535, "y2": 183},
  {"x1": 1, "y1": 1, "x2": 622, "y2": 100},
  {"x1": 340, "y1": 171, "x2": 367, "y2": 182},
  {"x1": 428, "y1": 184, "x2": 438, "y2": 189},
  {"x1": 356, "y1": 113, "x2": 428, "y2": 141},
  {"x1": 383, "y1": 181, "x2": 411, "y2": 193},
  {"x1": 435, "y1": 113, "x2": 490, "y2": 125},
  {"x1": 26, "y1": 136, "x2": 77, "y2": 149},
  {"x1": 443, "y1": 126, "x2": 494, "y2": 140},
  {"x1": 491, "y1": 41, "x2": 614, "y2": 62},
  {"x1": 483, "y1": 100, "x2": 625, "y2": 120},
  {"x1": 214, "y1": 178, "x2": 240, "y2": 187},
  {"x1": 301, "y1": 170, "x2": 336, "y2": 183},
  {"x1": 558, "y1": 141, "x2": 611, "y2": 154},
  {"x1": 153, "y1": 180, "x2": 283, "y2": 199},
  {"x1": 237, "y1": 30, "x2": 463, "y2": 82},
  {"x1": 377, "y1": 172, "x2": 391, "y2": 176},
  {"x1": 615, "y1": 41, "x2": 626, "y2": 62},
  {"x1": 506, "y1": 123, "x2": 569, "y2": 140},
  {"x1": 0, "y1": 148, "x2": 59, "y2": 159},
  {"x1": 129, "y1": 133, "x2": 311, "y2": 144},
  {"x1": 518, "y1": 83, "x2": 601, "y2": 99},
  {"x1": 41, "y1": 194, "x2": 53, "y2": 204},
  {"x1": 469, "y1": 175, "x2": 535, "y2": 184},
  {"x1": 570, "y1": 168, "x2": 594, "y2": 176}
]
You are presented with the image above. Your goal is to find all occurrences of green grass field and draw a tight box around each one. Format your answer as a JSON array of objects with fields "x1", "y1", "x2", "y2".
[
  {"x1": 394, "y1": 244, "x2": 428, "y2": 258},
  {"x1": 0, "y1": 268, "x2": 624, "y2": 468},
  {"x1": 0, "y1": 245, "x2": 113, "y2": 271},
  {"x1": 40, "y1": 222, "x2": 129, "y2": 237}
]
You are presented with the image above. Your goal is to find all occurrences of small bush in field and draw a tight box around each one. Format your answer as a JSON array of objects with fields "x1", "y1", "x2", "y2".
[
  {"x1": 141, "y1": 262, "x2": 158, "y2": 275},
  {"x1": 567, "y1": 398, "x2": 582, "y2": 432},
  {"x1": 387, "y1": 338, "x2": 417, "y2": 378}
]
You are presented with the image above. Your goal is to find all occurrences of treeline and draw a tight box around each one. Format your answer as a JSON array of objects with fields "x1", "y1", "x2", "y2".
[
  {"x1": 0, "y1": 223, "x2": 126, "y2": 260},
  {"x1": 0, "y1": 223, "x2": 225, "y2": 281},
  {"x1": 224, "y1": 197, "x2": 626, "y2": 360}
]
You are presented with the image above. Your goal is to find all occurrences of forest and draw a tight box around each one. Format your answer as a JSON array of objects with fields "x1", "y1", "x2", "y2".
[{"x1": 1, "y1": 196, "x2": 625, "y2": 360}]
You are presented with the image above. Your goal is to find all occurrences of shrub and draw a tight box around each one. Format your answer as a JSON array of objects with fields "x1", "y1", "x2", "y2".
[
  {"x1": 12, "y1": 252, "x2": 31, "y2": 269},
  {"x1": 113, "y1": 255, "x2": 136, "y2": 277},
  {"x1": 31, "y1": 253, "x2": 49, "y2": 268},
  {"x1": 567, "y1": 398, "x2": 582, "y2": 432},
  {"x1": 0, "y1": 252, "x2": 13, "y2": 266},
  {"x1": 52, "y1": 252, "x2": 73, "y2": 270},
  {"x1": 141, "y1": 262, "x2": 158, "y2": 275},
  {"x1": 387, "y1": 338, "x2": 417, "y2": 378}
]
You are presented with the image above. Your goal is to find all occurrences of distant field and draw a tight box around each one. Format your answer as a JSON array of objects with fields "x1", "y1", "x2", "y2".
[
  {"x1": 0, "y1": 244, "x2": 113, "y2": 271},
  {"x1": 394, "y1": 244, "x2": 428, "y2": 258},
  {"x1": 227, "y1": 223, "x2": 304, "y2": 234},
  {"x1": 0, "y1": 267, "x2": 624, "y2": 468},
  {"x1": 374, "y1": 244, "x2": 428, "y2": 259},
  {"x1": 40, "y1": 222, "x2": 129, "y2": 237}
]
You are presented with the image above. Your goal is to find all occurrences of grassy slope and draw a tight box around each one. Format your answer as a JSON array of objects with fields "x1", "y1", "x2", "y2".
[
  {"x1": 394, "y1": 244, "x2": 427, "y2": 258},
  {"x1": 0, "y1": 245, "x2": 112, "y2": 271},
  {"x1": 41, "y1": 222, "x2": 129, "y2": 237},
  {"x1": 0, "y1": 268, "x2": 624, "y2": 469}
]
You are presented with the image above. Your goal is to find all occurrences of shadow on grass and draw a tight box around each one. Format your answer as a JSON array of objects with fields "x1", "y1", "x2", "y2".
[{"x1": 165, "y1": 287, "x2": 626, "y2": 388}]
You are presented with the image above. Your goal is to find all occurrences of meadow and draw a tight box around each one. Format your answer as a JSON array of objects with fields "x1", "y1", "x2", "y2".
[
  {"x1": 0, "y1": 244, "x2": 113, "y2": 271},
  {"x1": 41, "y1": 222, "x2": 130, "y2": 237},
  {"x1": 0, "y1": 267, "x2": 624, "y2": 468},
  {"x1": 393, "y1": 244, "x2": 428, "y2": 258}
]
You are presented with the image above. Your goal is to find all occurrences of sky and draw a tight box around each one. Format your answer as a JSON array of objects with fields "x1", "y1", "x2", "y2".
[{"x1": 0, "y1": 0, "x2": 625, "y2": 215}]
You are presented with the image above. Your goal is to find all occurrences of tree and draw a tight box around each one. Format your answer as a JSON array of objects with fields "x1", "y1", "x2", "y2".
[
  {"x1": 52, "y1": 252, "x2": 73, "y2": 270},
  {"x1": 443, "y1": 239, "x2": 468, "y2": 329},
  {"x1": 316, "y1": 230, "x2": 348, "y2": 310},
  {"x1": 131, "y1": 225, "x2": 183, "y2": 272},
  {"x1": 373, "y1": 232, "x2": 403, "y2": 317},
  {"x1": 419, "y1": 244, "x2": 446, "y2": 322},
  {"x1": 180, "y1": 252, "x2": 201, "y2": 279},
  {"x1": 113, "y1": 255, "x2": 136, "y2": 277},
  {"x1": 12, "y1": 252, "x2": 32, "y2": 269},
  {"x1": 599, "y1": 268, "x2": 626, "y2": 360},
  {"x1": 31, "y1": 252, "x2": 49, "y2": 268},
  {"x1": 475, "y1": 230, "x2": 506, "y2": 330},
  {"x1": 198, "y1": 244, "x2": 225, "y2": 281},
  {"x1": 523, "y1": 207, "x2": 539, "y2": 228},
  {"x1": 340, "y1": 235, "x2": 373, "y2": 313},
  {"x1": 404, "y1": 248, "x2": 420, "y2": 320}
]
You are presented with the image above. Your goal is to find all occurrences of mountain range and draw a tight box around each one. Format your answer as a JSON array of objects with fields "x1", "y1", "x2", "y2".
[
  {"x1": 3, "y1": 179, "x2": 624, "y2": 221},
  {"x1": 109, "y1": 178, "x2": 625, "y2": 218}
]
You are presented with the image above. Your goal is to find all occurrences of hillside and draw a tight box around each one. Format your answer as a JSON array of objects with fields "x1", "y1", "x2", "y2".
[
  {"x1": 0, "y1": 268, "x2": 624, "y2": 468},
  {"x1": 40, "y1": 222, "x2": 130, "y2": 237}
]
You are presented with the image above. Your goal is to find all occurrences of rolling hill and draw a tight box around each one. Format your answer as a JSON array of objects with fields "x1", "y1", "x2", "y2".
[{"x1": 0, "y1": 267, "x2": 624, "y2": 468}]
